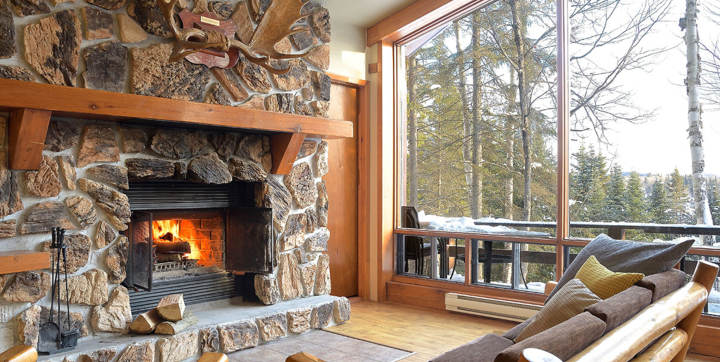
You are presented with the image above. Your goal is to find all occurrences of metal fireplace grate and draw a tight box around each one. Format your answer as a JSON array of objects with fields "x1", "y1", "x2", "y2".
[{"x1": 153, "y1": 259, "x2": 199, "y2": 272}]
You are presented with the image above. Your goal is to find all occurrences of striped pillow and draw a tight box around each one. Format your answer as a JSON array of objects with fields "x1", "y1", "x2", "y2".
[
  {"x1": 515, "y1": 279, "x2": 600, "y2": 342},
  {"x1": 576, "y1": 255, "x2": 645, "y2": 299}
]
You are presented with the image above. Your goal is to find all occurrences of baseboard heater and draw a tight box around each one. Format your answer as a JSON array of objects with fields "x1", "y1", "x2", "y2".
[{"x1": 445, "y1": 293, "x2": 542, "y2": 322}]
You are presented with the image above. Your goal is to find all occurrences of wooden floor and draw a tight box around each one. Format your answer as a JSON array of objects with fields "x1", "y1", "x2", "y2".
[{"x1": 326, "y1": 299, "x2": 720, "y2": 362}]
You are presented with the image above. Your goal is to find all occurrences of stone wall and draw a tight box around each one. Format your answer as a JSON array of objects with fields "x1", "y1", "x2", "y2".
[
  {"x1": 0, "y1": 0, "x2": 332, "y2": 116},
  {"x1": 0, "y1": 116, "x2": 333, "y2": 350}
]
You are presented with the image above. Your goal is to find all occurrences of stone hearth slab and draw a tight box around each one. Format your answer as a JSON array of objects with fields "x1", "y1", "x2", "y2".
[{"x1": 39, "y1": 295, "x2": 343, "y2": 362}]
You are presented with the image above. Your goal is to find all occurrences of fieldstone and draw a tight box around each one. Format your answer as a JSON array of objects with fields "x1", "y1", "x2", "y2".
[
  {"x1": 56, "y1": 155, "x2": 77, "y2": 191},
  {"x1": 81, "y1": 7, "x2": 113, "y2": 40},
  {"x1": 298, "y1": 262, "x2": 316, "y2": 297},
  {"x1": 0, "y1": 65, "x2": 33, "y2": 81},
  {"x1": 305, "y1": 227, "x2": 329, "y2": 252},
  {"x1": 200, "y1": 327, "x2": 220, "y2": 352},
  {"x1": 91, "y1": 286, "x2": 131, "y2": 332},
  {"x1": 15, "y1": 305, "x2": 41, "y2": 347},
  {"x1": 40, "y1": 307, "x2": 88, "y2": 337},
  {"x1": 157, "y1": 330, "x2": 199, "y2": 362},
  {"x1": 24, "y1": 10, "x2": 80, "y2": 86},
  {"x1": 188, "y1": 152, "x2": 232, "y2": 184},
  {"x1": 130, "y1": 43, "x2": 210, "y2": 101},
  {"x1": 285, "y1": 163, "x2": 317, "y2": 208},
  {"x1": 240, "y1": 96, "x2": 265, "y2": 110},
  {"x1": 317, "y1": 181, "x2": 328, "y2": 227},
  {"x1": 294, "y1": 95, "x2": 312, "y2": 116},
  {"x1": 127, "y1": 0, "x2": 171, "y2": 37},
  {"x1": 211, "y1": 68, "x2": 249, "y2": 103},
  {"x1": 298, "y1": 140, "x2": 318, "y2": 159},
  {"x1": 76, "y1": 348, "x2": 117, "y2": 362},
  {"x1": 254, "y1": 274, "x2": 280, "y2": 305},
  {"x1": 120, "y1": 128, "x2": 148, "y2": 153},
  {"x1": 311, "y1": 302, "x2": 333, "y2": 328},
  {"x1": 271, "y1": 59, "x2": 310, "y2": 91},
  {"x1": 290, "y1": 30, "x2": 315, "y2": 51},
  {"x1": 23, "y1": 155, "x2": 61, "y2": 197},
  {"x1": 0, "y1": 220, "x2": 16, "y2": 238},
  {"x1": 301, "y1": 86, "x2": 314, "y2": 101},
  {"x1": 45, "y1": 119, "x2": 81, "y2": 152},
  {"x1": 60, "y1": 269, "x2": 108, "y2": 305},
  {"x1": 305, "y1": 45, "x2": 330, "y2": 71},
  {"x1": 315, "y1": 253, "x2": 331, "y2": 295},
  {"x1": 105, "y1": 236, "x2": 128, "y2": 283},
  {"x1": 228, "y1": 157, "x2": 267, "y2": 182},
  {"x1": 0, "y1": 273, "x2": 7, "y2": 291},
  {"x1": 266, "y1": 177, "x2": 291, "y2": 233},
  {"x1": 282, "y1": 213, "x2": 306, "y2": 251},
  {"x1": 95, "y1": 220, "x2": 116, "y2": 249},
  {"x1": 236, "y1": 134, "x2": 271, "y2": 171},
  {"x1": 0, "y1": 168, "x2": 22, "y2": 218},
  {"x1": 334, "y1": 297, "x2": 351, "y2": 324},
  {"x1": 311, "y1": 100, "x2": 330, "y2": 118},
  {"x1": 304, "y1": 209, "x2": 318, "y2": 234},
  {"x1": 86, "y1": 0, "x2": 125, "y2": 10},
  {"x1": 265, "y1": 93, "x2": 293, "y2": 114},
  {"x1": 117, "y1": 13, "x2": 147, "y2": 43},
  {"x1": 0, "y1": 4, "x2": 15, "y2": 58},
  {"x1": 311, "y1": 71, "x2": 331, "y2": 101},
  {"x1": 278, "y1": 253, "x2": 302, "y2": 300},
  {"x1": 218, "y1": 320, "x2": 259, "y2": 353},
  {"x1": 117, "y1": 341, "x2": 155, "y2": 362},
  {"x1": 41, "y1": 234, "x2": 91, "y2": 273},
  {"x1": 248, "y1": 0, "x2": 270, "y2": 21},
  {"x1": 20, "y1": 201, "x2": 74, "y2": 234},
  {"x1": 8, "y1": 0, "x2": 49, "y2": 17},
  {"x1": 287, "y1": 309, "x2": 311, "y2": 334},
  {"x1": 65, "y1": 196, "x2": 98, "y2": 228},
  {"x1": 209, "y1": 133, "x2": 238, "y2": 160},
  {"x1": 87, "y1": 164, "x2": 129, "y2": 190},
  {"x1": 231, "y1": 1, "x2": 253, "y2": 43},
  {"x1": 3, "y1": 272, "x2": 50, "y2": 303},
  {"x1": 126, "y1": 158, "x2": 175, "y2": 179},
  {"x1": 204, "y1": 83, "x2": 232, "y2": 106},
  {"x1": 274, "y1": 37, "x2": 292, "y2": 54},
  {"x1": 256, "y1": 313, "x2": 287, "y2": 342},
  {"x1": 209, "y1": 0, "x2": 233, "y2": 18},
  {"x1": 236, "y1": 57, "x2": 272, "y2": 93},
  {"x1": 49, "y1": 0, "x2": 73, "y2": 5},
  {"x1": 151, "y1": 129, "x2": 212, "y2": 159},
  {"x1": 77, "y1": 125, "x2": 120, "y2": 167},
  {"x1": 78, "y1": 178, "x2": 130, "y2": 230},
  {"x1": 83, "y1": 41, "x2": 127, "y2": 92},
  {"x1": 310, "y1": 6, "x2": 330, "y2": 43},
  {"x1": 315, "y1": 140, "x2": 329, "y2": 176}
]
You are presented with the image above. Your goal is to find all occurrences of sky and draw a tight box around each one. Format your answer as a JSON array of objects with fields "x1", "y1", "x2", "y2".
[{"x1": 575, "y1": 0, "x2": 720, "y2": 176}]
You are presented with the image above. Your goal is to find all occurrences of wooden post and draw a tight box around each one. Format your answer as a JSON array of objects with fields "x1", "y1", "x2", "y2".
[
  {"x1": 607, "y1": 226, "x2": 625, "y2": 240},
  {"x1": 270, "y1": 132, "x2": 305, "y2": 175},
  {"x1": 8, "y1": 108, "x2": 51, "y2": 170}
]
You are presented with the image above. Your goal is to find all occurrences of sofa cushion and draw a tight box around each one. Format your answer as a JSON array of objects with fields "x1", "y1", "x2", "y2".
[
  {"x1": 636, "y1": 268, "x2": 688, "y2": 302},
  {"x1": 495, "y1": 312, "x2": 606, "y2": 362},
  {"x1": 585, "y1": 285, "x2": 652, "y2": 333},
  {"x1": 575, "y1": 256, "x2": 644, "y2": 299},
  {"x1": 516, "y1": 279, "x2": 600, "y2": 341},
  {"x1": 547, "y1": 234, "x2": 693, "y2": 301},
  {"x1": 430, "y1": 334, "x2": 514, "y2": 362},
  {"x1": 502, "y1": 316, "x2": 533, "y2": 341}
]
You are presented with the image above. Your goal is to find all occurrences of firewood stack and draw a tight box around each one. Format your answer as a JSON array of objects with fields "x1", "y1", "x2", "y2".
[{"x1": 129, "y1": 294, "x2": 197, "y2": 335}]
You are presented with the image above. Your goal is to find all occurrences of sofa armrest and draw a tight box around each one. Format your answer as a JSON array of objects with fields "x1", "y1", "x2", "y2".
[{"x1": 544, "y1": 281, "x2": 558, "y2": 297}]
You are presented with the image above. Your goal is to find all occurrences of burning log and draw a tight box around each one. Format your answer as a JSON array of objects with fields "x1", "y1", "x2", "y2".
[
  {"x1": 155, "y1": 312, "x2": 198, "y2": 335},
  {"x1": 129, "y1": 308, "x2": 162, "y2": 334},
  {"x1": 155, "y1": 241, "x2": 191, "y2": 254},
  {"x1": 156, "y1": 253, "x2": 183, "y2": 263},
  {"x1": 157, "y1": 293, "x2": 185, "y2": 321}
]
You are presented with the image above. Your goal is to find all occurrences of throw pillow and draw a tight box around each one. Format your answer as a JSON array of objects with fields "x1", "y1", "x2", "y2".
[
  {"x1": 575, "y1": 255, "x2": 644, "y2": 299},
  {"x1": 546, "y1": 234, "x2": 693, "y2": 301},
  {"x1": 515, "y1": 279, "x2": 601, "y2": 342}
]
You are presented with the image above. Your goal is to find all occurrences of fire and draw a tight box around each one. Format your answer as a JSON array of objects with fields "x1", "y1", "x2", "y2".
[{"x1": 152, "y1": 219, "x2": 202, "y2": 261}]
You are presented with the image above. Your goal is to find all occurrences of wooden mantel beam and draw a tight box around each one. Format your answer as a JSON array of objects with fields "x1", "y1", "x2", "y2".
[
  {"x1": 8, "y1": 108, "x2": 51, "y2": 170},
  {"x1": 270, "y1": 133, "x2": 306, "y2": 174}
]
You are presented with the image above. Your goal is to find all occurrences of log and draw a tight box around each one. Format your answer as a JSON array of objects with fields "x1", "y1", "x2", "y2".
[
  {"x1": 157, "y1": 293, "x2": 185, "y2": 321},
  {"x1": 155, "y1": 241, "x2": 191, "y2": 254},
  {"x1": 0, "y1": 345, "x2": 38, "y2": 362},
  {"x1": 155, "y1": 312, "x2": 198, "y2": 335},
  {"x1": 198, "y1": 352, "x2": 229, "y2": 362},
  {"x1": 129, "y1": 308, "x2": 162, "y2": 334},
  {"x1": 156, "y1": 253, "x2": 183, "y2": 262}
]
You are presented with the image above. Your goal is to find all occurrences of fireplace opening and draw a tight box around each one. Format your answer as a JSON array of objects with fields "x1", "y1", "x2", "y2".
[{"x1": 124, "y1": 181, "x2": 274, "y2": 314}]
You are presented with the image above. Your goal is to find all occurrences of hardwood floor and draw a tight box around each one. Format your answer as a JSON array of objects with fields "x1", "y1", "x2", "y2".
[{"x1": 325, "y1": 299, "x2": 720, "y2": 362}]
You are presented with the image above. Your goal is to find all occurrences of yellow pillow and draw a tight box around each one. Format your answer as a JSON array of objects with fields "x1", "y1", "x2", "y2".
[{"x1": 575, "y1": 255, "x2": 644, "y2": 299}]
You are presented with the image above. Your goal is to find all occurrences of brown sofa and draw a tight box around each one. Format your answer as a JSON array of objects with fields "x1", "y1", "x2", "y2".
[{"x1": 431, "y1": 267, "x2": 698, "y2": 362}]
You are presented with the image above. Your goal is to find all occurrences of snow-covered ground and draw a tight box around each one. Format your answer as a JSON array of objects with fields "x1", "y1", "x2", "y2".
[{"x1": 417, "y1": 211, "x2": 550, "y2": 236}]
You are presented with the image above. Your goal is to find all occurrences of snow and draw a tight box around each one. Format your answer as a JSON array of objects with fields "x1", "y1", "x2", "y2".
[{"x1": 417, "y1": 211, "x2": 550, "y2": 237}]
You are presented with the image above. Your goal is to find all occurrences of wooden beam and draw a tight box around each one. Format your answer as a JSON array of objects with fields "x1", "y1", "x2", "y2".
[
  {"x1": 0, "y1": 79, "x2": 353, "y2": 139},
  {"x1": 270, "y1": 133, "x2": 305, "y2": 175},
  {"x1": 0, "y1": 250, "x2": 50, "y2": 274},
  {"x1": 8, "y1": 108, "x2": 51, "y2": 170}
]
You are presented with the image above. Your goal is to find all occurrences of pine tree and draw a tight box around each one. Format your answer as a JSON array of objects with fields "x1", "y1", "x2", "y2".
[
  {"x1": 649, "y1": 178, "x2": 671, "y2": 224},
  {"x1": 605, "y1": 166, "x2": 626, "y2": 222},
  {"x1": 667, "y1": 168, "x2": 691, "y2": 224},
  {"x1": 709, "y1": 179, "x2": 720, "y2": 225},
  {"x1": 570, "y1": 146, "x2": 608, "y2": 222},
  {"x1": 625, "y1": 172, "x2": 647, "y2": 223}
]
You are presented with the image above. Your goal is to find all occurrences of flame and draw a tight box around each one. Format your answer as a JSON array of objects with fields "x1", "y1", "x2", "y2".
[{"x1": 152, "y1": 219, "x2": 202, "y2": 261}]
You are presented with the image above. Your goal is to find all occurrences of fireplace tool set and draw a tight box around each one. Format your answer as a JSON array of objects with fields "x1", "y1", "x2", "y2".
[{"x1": 38, "y1": 227, "x2": 80, "y2": 354}]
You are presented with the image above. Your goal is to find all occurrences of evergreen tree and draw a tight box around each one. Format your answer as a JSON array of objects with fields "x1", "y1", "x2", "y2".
[
  {"x1": 605, "y1": 166, "x2": 626, "y2": 221},
  {"x1": 667, "y1": 168, "x2": 692, "y2": 224},
  {"x1": 649, "y1": 178, "x2": 671, "y2": 224},
  {"x1": 625, "y1": 172, "x2": 647, "y2": 223},
  {"x1": 708, "y1": 178, "x2": 720, "y2": 225},
  {"x1": 570, "y1": 146, "x2": 608, "y2": 222}
]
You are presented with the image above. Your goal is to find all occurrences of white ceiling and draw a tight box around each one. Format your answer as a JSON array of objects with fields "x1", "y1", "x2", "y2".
[{"x1": 319, "y1": 0, "x2": 417, "y2": 28}]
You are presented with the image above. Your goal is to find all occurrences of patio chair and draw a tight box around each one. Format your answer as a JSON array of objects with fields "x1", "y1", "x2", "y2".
[{"x1": 401, "y1": 206, "x2": 426, "y2": 274}]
